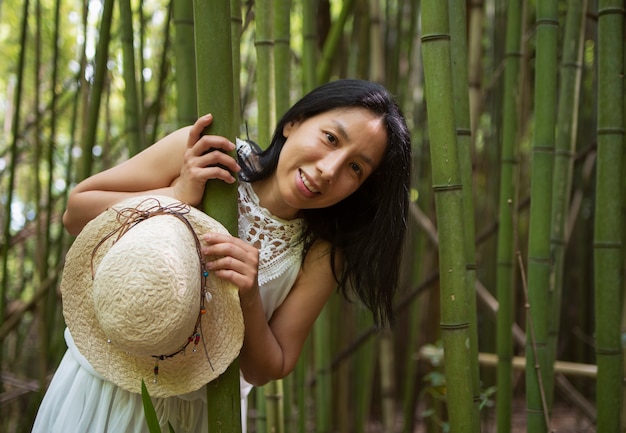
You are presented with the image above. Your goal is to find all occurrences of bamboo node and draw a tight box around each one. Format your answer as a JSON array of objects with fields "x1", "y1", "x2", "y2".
[
  {"x1": 598, "y1": 6, "x2": 625, "y2": 17},
  {"x1": 536, "y1": 18, "x2": 559, "y2": 27},
  {"x1": 432, "y1": 183, "x2": 463, "y2": 192},
  {"x1": 597, "y1": 127, "x2": 625, "y2": 136},
  {"x1": 420, "y1": 33, "x2": 451, "y2": 43}
]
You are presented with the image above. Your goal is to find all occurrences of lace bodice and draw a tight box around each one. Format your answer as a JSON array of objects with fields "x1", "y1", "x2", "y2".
[
  {"x1": 236, "y1": 139, "x2": 306, "y2": 288},
  {"x1": 238, "y1": 182, "x2": 305, "y2": 286}
]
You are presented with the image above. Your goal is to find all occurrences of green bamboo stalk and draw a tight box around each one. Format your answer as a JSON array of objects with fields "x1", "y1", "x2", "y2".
[
  {"x1": 401, "y1": 226, "x2": 429, "y2": 433},
  {"x1": 301, "y1": 0, "x2": 317, "y2": 93},
  {"x1": 273, "y1": 0, "x2": 291, "y2": 117},
  {"x1": 385, "y1": 0, "x2": 404, "y2": 93},
  {"x1": 466, "y1": 0, "x2": 484, "y2": 141},
  {"x1": 396, "y1": 0, "x2": 419, "y2": 111},
  {"x1": 80, "y1": 0, "x2": 114, "y2": 181},
  {"x1": 174, "y1": 0, "x2": 197, "y2": 127},
  {"x1": 548, "y1": 0, "x2": 587, "y2": 407},
  {"x1": 294, "y1": 0, "x2": 317, "y2": 424},
  {"x1": 368, "y1": 0, "x2": 383, "y2": 83},
  {"x1": 352, "y1": 0, "x2": 369, "y2": 80},
  {"x1": 43, "y1": 0, "x2": 65, "y2": 370},
  {"x1": 313, "y1": 305, "x2": 332, "y2": 432},
  {"x1": 525, "y1": 1, "x2": 558, "y2": 431},
  {"x1": 119, "y1": 0, "x2": 144, "y2": 155},
  {"x1": 594, "y1": 1, "x2": 624, "y2": 432},
  {"x1": 316, "y1": 0, "x2": 356, "y2": 84},
  {"x1": 293, "y1": 339, "x2": 310, "y2": 432},
  {"x1": 193, "y1": 1, "x2": 241, "y2": 431},
  {"x1": 379, "y1": 330, "x2": 396, "y2": 432},
  {"x1": 264, "y1": 377, "x2": 285, "y2": 433},
  {"x1": 420, "y1": 1, "x2": 476, "y2": 431},
  {"x1": 353, "y1": 307, "x2": 376, "y2": 433},
  {"x1": 0, "y1": 1, "x2": 30, "y2": 393},
  {"x1": 494, "y1": 0, "x2": 523, "y2": 431},
  {"x1": 149, "y1": 2, "x2": 173, "y2": 145},
  {"x1": 447, "y1": 1, "x2": 481, "y2": 430},
  {"x1": 269, "y1": 2, "x2": 291, "y2": 430},
  {"x1": 255, "y1": 0, "x2": 275, "y2": 146},
  {"x1": 254, "y1": 388, "x2": 267, "y2": 432},
  {"x1": 34, "y1": 0, "x2": 47, "y2": 388},
  {"x1": 231, "y1": 0, "x2": 242, "y2": 124}
]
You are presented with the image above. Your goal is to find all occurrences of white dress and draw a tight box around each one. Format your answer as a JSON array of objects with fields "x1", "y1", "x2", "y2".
[{"x1": 32, "y1": 144, "x2": 306, "y2": 433}]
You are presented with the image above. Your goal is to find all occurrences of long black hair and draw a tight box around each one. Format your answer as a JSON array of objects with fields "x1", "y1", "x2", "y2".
[{"x1": 240, "y1": 79, "x2": 412, "y2": 326}]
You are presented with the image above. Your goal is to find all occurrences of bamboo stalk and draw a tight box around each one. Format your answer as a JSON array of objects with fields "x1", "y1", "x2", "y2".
[
  {"x1": 353, "y1": 307, "x2": 376, "y2": 433},
  {"x1": 316, "y1": 0, "x2": 356, "y2": 84},
  {"x1": 273, "y1": 0, "x2": 291, "y2": 117},
  {"x1": 301, "y1": 0, "x2": 317, "y2": 93},
  {"x1": 525, "y1": 1, "x2": 558, "y2": 431},
  {"x1": 231, "y1": 0, "x2": 242, "y2": 125},
  {"x1": 255, "y1": 0, "x2": 275, "y2": 146},
  {"x1": 119, "y1": 0, "x2": 144, "y2": 155},
  {"x1": 548, "y1": 0, "x2": 587, "y2": 408},
  {"x1": 594, "y1": 1, "x2": 624, "y2": 432},
  {"x1": 148, "y1": 3, "x2": 172, "y2": 145},
  {"x1": 0, "y1": 1, "x2": 31, "y2": 395},
  {"x1": 477, "y1": 353, "x2": 597, "y2": 378},
  {"x1": 420, "y1": 1, "x2": 477, "y2": 431},
  {"x1": 173, "y1": 0, "x2": 197, "y2": 127},
  {"x1": 193, "y1": 0, "x2": 241, "y2": 431},
  {"x1": 368, "y1": 0, "x2": 384, "y2": 83},
  {"x1": 494, "y1": 0, "x2": 523, "y2": 431},
  {"x1": 447, "y1": 1, "x2": 481, "y2": 430},
  {"x1": 80, "y1": 0, "x2": 114, "y2": 181},
  {"x1": 313, "y1": 305, "x2": 332, "y2": 432},
  {"x1": 466, "y1": 0, "x2": 484, "y2": 143}
]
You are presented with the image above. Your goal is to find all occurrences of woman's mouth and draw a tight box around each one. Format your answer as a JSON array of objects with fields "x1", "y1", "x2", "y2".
[{"x1": 299, "y1": 170, "x2": 319, "y2": 193}]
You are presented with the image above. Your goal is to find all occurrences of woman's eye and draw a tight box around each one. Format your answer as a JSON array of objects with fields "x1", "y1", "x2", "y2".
[
  {"x1": 350, "y1": 162, "x2": 363, "y2": 175},
  {"x1": 325, "y1": 133, "x2": 337, "y2": 145}
]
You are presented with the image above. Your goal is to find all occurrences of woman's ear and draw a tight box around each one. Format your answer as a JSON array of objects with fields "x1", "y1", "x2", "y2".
[{"x1": 282, "y1": 121, "x2": 295, "y2": 138}]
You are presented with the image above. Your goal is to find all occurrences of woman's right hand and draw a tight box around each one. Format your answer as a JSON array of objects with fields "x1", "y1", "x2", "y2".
[{"x1": 173, "y1": 114, "x2": 241, "y2": 206}]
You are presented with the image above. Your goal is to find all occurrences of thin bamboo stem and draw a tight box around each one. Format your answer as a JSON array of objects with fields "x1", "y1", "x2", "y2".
[{"x1": 518, "y1": 252, "x2": 553, "y2": 432}]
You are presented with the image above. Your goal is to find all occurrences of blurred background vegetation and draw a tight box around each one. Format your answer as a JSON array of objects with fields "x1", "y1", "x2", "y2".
[{"x1": 0, "y1": 0, "x2": 623, "y2": 432}]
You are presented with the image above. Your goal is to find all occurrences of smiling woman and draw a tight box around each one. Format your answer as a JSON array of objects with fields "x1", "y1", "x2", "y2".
[
  {"x1": 252, "y1": 107, "x2": 388, "y2": 219},
  {"x1": 32, "y1": 79, "x2": 412, "y2": 433}
]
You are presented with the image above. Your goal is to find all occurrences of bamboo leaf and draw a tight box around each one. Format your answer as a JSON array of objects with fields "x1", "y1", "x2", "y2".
[{"x1": 141, "y1": 379, "x2": 164, "y2": 433}]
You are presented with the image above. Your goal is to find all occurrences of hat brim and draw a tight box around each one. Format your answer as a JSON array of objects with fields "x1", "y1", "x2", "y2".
[{"x1": 61, "y1": 195, "x2": 244, "y2": 398}]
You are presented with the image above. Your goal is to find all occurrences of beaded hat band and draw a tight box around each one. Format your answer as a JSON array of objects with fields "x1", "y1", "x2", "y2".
[{"x1": 61, "y1": 195, "x2": 244, "y2": 398}]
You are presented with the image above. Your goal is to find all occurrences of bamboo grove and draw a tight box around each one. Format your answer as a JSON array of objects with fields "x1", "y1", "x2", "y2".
[{"x1": 0, "y1": 0, "x2": 624, "y2": 432}]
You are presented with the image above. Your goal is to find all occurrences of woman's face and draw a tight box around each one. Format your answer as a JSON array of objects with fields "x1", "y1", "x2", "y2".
[{"x1": 266, "y1": 107, "x2": 388, "y2": 219}]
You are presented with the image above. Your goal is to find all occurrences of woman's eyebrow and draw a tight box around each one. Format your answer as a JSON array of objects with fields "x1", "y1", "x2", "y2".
[
  {"x1": 331, "y1": 120, "x2": 377, "y2": 168},
  {"x1": 332, "y1": 120, "x2": 350, "y2": 141}
]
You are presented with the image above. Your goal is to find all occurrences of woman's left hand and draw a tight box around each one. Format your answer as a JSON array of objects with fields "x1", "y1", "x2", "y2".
[{"x1": 201, "y1": 233, "x2": 260, "y2": 304}]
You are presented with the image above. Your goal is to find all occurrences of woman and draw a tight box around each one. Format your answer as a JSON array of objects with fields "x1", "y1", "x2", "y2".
[{"x1": 33, "y1": 79, "x2": 412, "y2": 432}]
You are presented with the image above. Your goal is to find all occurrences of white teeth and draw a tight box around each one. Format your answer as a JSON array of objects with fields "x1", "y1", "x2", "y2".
[{"x1": 300, "y1": 171, "x2": 318, "y2": 193}]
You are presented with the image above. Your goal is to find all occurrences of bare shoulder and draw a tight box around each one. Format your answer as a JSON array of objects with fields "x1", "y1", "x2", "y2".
[{"x1": 296, "y1": 238, "x2": 343, "y2": 294}]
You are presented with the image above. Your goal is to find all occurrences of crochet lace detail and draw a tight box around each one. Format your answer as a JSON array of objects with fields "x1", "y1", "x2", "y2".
[{"x1": 237, "y1": 175, "x2": 305, "y2": 287}]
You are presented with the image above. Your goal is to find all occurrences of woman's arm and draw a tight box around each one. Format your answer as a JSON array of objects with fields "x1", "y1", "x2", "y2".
[
  {"x1": 202, "y1": 234, "x2": 338, "y2": 386},
  {"x1": 63, "y1": 114, "x2": 239, "y2": 236}
]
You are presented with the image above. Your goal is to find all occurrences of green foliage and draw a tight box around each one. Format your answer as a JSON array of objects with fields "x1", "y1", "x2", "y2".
[{"x1": 141, "y1": 380, "x2": 164, "y2": 433}]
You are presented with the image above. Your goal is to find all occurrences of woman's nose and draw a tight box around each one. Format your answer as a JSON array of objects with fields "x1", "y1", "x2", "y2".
[{"x1": 317, "y1": 153, "x2": 344, "y2": 182}]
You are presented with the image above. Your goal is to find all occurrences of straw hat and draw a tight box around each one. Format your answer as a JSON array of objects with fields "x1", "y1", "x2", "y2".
[{"x1": 61, "y1": 195, "x2": 244, "y2": 398}]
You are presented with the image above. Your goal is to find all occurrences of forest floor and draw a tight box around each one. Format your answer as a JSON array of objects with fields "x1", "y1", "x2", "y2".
[
  {"x1": 491, "y1": 402, "x2": 595, "y2": 433},
  {"x1": 405, "y1": 400, "x2": 596, "y2": 433}
]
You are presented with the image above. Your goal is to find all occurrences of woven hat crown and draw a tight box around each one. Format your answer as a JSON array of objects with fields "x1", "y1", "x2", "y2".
[
  {"x1": 93, "y1": 216, "x2": 201, "y2": 356},
  {"x1": 61, "y1": 196, "x2": 244, "y2": 397}
]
